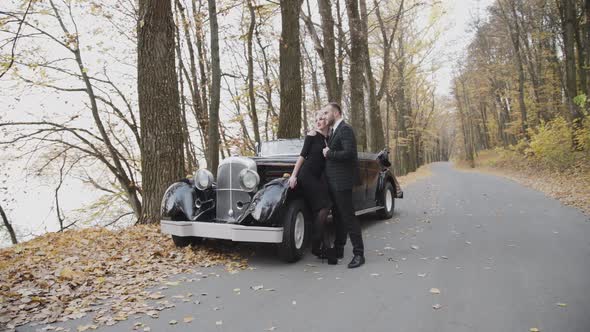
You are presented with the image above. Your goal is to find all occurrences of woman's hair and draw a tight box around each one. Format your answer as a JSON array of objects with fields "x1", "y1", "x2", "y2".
[
  {"x1": 309, "y1": 110, "x2": 325, "y2": 133},
  {"x1": 314, "y1": 110, "x2": 324, "y2": 120}
]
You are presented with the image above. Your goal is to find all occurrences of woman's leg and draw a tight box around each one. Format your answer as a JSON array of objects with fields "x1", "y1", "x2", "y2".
[
  {"x1": 311, "y1": 208, "x2": 329, "y2": 255},
  {"x1": 317, "y1": 207, "x2": 337, "y2": 264},
  {"x1": 315, "y1": 207, "x2": 330, "y2": 249}
]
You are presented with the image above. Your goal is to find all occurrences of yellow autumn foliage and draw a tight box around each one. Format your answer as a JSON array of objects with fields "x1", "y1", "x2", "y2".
[{"x1": 527, "y1": 117, "x2": 577, "y2": 170}]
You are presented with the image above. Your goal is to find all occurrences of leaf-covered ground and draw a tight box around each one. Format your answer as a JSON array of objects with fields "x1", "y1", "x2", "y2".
[
  {"x1": 0, "y1": 225, "x2": 247, "y2": 330},
  {"x1": 455, "y1": 150, "x2": 590, "y2": 215}
]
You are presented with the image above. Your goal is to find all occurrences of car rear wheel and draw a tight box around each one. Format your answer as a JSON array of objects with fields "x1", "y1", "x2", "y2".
[
  {"x1": 377, "y1": 182, "x2": 395, "y2": 219},
  {"x1": 278, "y1": 199, "x2": 311, "y2": 262}
]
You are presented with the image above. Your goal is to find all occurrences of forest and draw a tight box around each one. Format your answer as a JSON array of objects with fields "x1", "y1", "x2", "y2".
[
  {"x1": 453, "y1": 0, "x2": 590, "y2": 170},
  {"x1": 0, "y1": 0, "x2": 450, "y2": 244},
  {"x1": 1, "y1": 0, "x2": 590, "y2": 245}
]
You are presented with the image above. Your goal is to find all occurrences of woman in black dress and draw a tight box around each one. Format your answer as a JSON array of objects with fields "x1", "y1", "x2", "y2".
[{"x1": 288, "y1": 111, "x2": 336, "y2": 264}]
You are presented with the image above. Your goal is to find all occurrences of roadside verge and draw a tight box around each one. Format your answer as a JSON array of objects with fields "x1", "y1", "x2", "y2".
[{"x1": 454, "y1": 150, "x2": 590, "y2": 215}]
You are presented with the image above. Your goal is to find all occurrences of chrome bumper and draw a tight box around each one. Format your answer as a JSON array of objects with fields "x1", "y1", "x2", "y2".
[{"x1": 160, "y1": 220, "x2": 284, "y2": 243}]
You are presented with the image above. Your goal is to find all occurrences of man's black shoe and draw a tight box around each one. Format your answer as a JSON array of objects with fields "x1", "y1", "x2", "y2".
[{"x1": 347, "y1": 255, "x2": 365, "y2": 268}]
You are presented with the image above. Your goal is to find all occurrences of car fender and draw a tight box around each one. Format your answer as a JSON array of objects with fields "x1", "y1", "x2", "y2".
[
  {"x1": 377, "y1": 170, "x2": 403, "y2": 200},
  {"x1": 161, "y1": 181, "x2": 195, "y2": 220},
  {"x1": 240, "y1": 177, "x2": 292, "y2": 224}
]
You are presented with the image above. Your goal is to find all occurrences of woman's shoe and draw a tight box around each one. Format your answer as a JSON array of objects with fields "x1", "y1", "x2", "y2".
[
  {"x1": 311, "y1": 240, "x2": 323, "y2": 258},
  {"x1": 326, "y1": 248, "x2": 338, "y2": 265}
]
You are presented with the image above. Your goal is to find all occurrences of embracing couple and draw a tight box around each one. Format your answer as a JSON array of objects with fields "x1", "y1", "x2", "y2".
[{"x1": 288, "y1": 102, "x2": 365, "y2": 268}]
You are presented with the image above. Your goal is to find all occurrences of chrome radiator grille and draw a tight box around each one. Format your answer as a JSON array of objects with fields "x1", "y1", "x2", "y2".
[{"x1": 215, "y1": 157, "x2": 257, "y2": 223}]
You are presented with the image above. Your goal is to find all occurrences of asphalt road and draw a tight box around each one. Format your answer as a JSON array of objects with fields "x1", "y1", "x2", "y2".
[{"x1": 21, "y1": 162, "x2": 590, "y2": 332}]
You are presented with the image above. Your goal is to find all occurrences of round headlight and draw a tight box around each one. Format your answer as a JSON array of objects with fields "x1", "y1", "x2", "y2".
[
  {"x1": 194, "y1": 169, "x2": 213, "y2": 190},
  {"x1": 239, "y1": 169, "x2": 259, "y2": 192}
]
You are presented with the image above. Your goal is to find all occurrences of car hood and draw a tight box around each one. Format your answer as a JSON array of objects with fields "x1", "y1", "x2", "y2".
[{"x1": 250, "y1": 155, "x2": 299, "y2": 165}]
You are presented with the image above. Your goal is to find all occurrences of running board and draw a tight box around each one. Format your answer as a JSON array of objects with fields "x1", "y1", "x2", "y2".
[{"x1": 355, "y1": 206, "x2": 384, "y2": 216}]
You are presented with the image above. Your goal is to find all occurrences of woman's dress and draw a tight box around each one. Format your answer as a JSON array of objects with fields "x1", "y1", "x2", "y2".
[{"x1": 298, "y1": 132, "x2": 332, "y2": 212}]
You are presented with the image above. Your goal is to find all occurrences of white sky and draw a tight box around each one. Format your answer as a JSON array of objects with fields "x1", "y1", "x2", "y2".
[{"x1": 433, "y1": 0, "x2": 494, "y2": 96}]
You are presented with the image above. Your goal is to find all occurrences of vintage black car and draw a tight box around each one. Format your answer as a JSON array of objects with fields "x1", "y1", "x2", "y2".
[{"x1": 160, "y1": 139, "x2": 403, "y2": 262}]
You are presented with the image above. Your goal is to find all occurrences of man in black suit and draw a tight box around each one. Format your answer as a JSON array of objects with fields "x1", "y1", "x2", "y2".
[{"x1": 322, "y1": 102, "x2": 365, "y2": 268}]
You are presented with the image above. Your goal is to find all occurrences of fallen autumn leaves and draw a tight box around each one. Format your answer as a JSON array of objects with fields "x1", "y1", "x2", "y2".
[{"x1": 0, "y1": 225, "x2": 247, "y2": 330}]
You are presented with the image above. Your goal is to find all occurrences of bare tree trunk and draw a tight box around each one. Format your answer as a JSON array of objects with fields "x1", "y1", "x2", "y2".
[
  {"x1": 479, "y1": 101, "x2": 491, "y2": 149},
  {"x1": 455, "y1": 80, "x2": 475, "y2": 168},
  {"x1": 173, "y1": 8, "x2": 198, "y2": 172},
  {"x1": 194, "y1": 0, "x2": 210, "y2": 119},
  {"x1": 43, "y1": 0, "x2": 144, "y2": 219},
  {"x1": 301, "y1": 48, "x2": 308, "y2": 134},
  {"x1": 302, "y1": 45, "x2": 322, "y2": 111},
  {"x1": 560, "y1": 0, "x2": 583, "y2": 121},
  {"x1": 585, "y1": 0, "x2": 590, "y2": 107},
  {"x1": 175, "y1": 0, "x2": 209, "y2": 159},
  {"x1": 247, "y1": 0, "x2": 261, "y2": 146},
  {"x1": 345, "y1": 0, "x2": 367, "y2": 150},
  {"x1": 318, "y1": 0, "x2": 341, "y2": 103},
  {"x1": 219, "y1": 122, "x2": 229, "y2": 158},
  {"x1": 255, "y1": 23, "x2": 278, "y2": 140},
  {"x1": 335, "y1": 0, "x2": 345, "y2": 99},
  {"x1": 500, "y1": 0, "x2": 528, "y2": 138},
  {"x1": 278, "y1": 0, "x2": 304, "y2": 138},
  {"x1": 517, "y1": 2, "x2": 545, "y2": 124},
  {"x1": 208, "y1": 0, "x2": 220, "y2": 174},
  {"x1": 359, "y1": 0, "x2": 385, "y2": 151},
  {"x1": 225, "y1": 77, "x2": 256, "y2": 151},
  {"x1": 0, "y1": 204, "x2": 18, "y2": 245},
  {"x1": 574, "y1": 11, "x2": 587, "y2": 98},
  {"x1": 310, "y1": 56, "x2": 322, "y2": 111},
  {"x1": 55, "y1": 155, "x2": 67, "y2": 231},
  {"x1": 138, "y1": 0, "x2": 186, "y2": 223},
  {"x1": 374, "y1": 0, "x2": 403, "y2": 103},
  {"x1": 394, "y1": 27, "x2": 412, "y2": 173}
]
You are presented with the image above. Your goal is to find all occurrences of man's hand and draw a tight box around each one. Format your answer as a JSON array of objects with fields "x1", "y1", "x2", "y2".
[
  {"x1": 288, "y1": 176, "x2": 297, "y2": 189},
  {"x1": 323, "y1": 147, "x2": 330, "y2": 158}
]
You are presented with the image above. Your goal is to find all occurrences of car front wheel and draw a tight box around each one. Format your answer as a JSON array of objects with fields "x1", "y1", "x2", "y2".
[
  {"x1": 277, "y1": 199, "x2": 310, "y2": 262},
  {"x1": 377, "y1": 182, "x2": 395, "y2": 219}
]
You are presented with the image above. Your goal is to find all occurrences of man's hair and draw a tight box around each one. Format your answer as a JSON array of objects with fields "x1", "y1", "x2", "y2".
[{"x1": 327, "y1": 102, "x2": 343, "y2": 116}]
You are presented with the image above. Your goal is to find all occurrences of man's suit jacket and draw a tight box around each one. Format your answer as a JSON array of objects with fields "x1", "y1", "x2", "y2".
[{"x1": 325, "y1": 120, "x2": 361, "y2": 192}]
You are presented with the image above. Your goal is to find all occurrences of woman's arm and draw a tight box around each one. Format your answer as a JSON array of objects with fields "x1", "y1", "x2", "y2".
[
  {"x1": 289, "y1": 156, "x2": 305, "y2": 189},
  {"x1": 289, "y1": 135, "x2": 312, "y2": 189}
]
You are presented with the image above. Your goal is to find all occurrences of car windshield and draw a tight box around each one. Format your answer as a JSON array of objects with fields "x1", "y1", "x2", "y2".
[{"x1": 259, "y1": 139, "x2": 304, "y2": 156}]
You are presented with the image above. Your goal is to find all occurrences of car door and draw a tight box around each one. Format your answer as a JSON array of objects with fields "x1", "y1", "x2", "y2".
[
  {"x1": 353, "y1": 156, "x2": 368, "y2": 211},
  {"x1": 364, "y1": 156, "x2": 381, "y2": 206}
]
